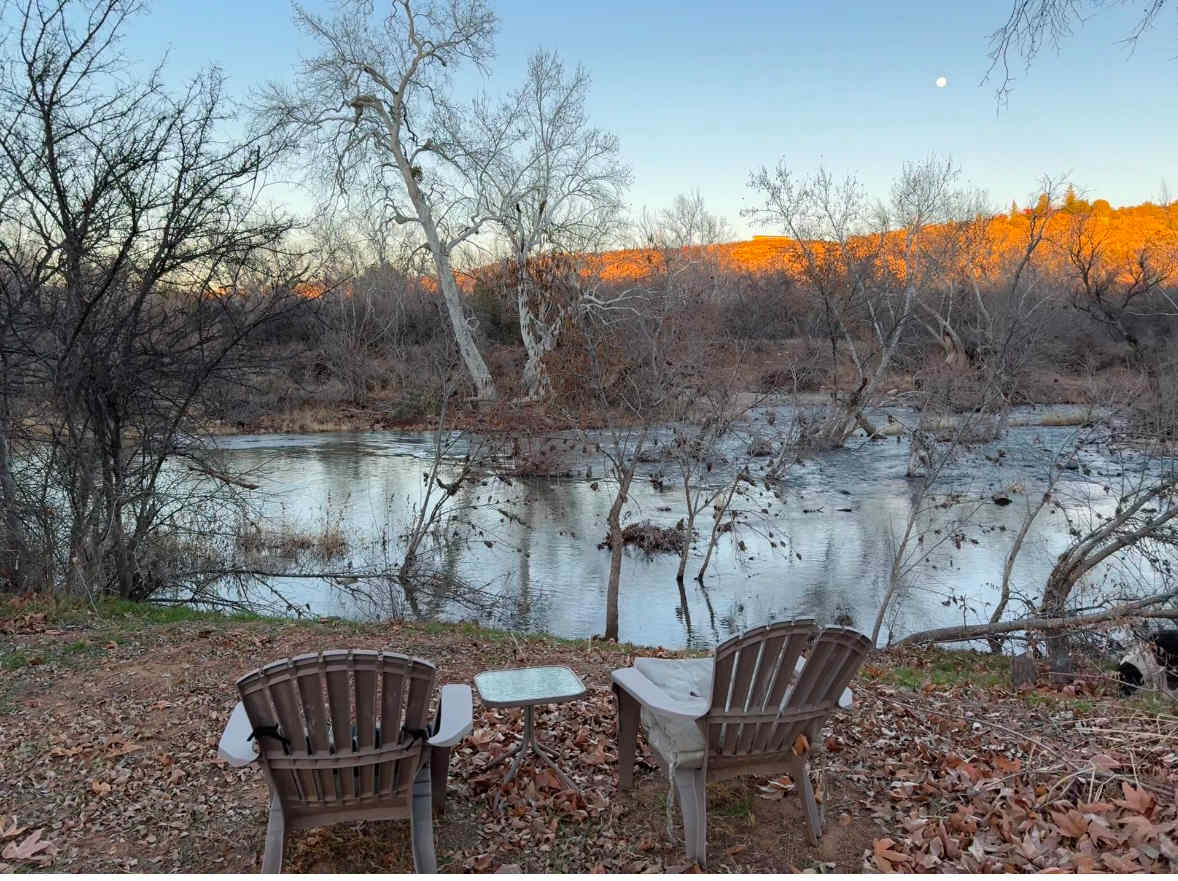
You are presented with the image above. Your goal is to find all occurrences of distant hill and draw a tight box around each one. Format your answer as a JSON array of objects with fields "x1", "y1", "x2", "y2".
[{"x1": 432, "y1": 199, "x2": 1178, "y2": 293}]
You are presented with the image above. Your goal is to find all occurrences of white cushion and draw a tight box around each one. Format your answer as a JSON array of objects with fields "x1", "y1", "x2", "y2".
[{"x1": 634, "y1": 659, "x2": 711, "y2": 769}]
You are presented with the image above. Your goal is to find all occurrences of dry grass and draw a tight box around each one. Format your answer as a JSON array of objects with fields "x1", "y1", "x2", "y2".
[{"x1": 234, "y1": 523, "x2": 349, "y2": 561}]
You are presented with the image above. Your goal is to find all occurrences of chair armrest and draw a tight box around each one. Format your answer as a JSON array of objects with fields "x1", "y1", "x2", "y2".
[
  {"x1": 429, "y1": 684, "x2": 473, "y2": 748},
  {"x1": 217, "y1": 701, "x2": 259, "y2": 767},
  {"x1": 611, "y1": 667, "x2": 709, "y2": 720}
]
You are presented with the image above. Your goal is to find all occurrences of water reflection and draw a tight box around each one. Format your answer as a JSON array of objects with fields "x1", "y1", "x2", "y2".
[{"x1": 207, "y1": 410, "x2": 1162, "y2": 649}]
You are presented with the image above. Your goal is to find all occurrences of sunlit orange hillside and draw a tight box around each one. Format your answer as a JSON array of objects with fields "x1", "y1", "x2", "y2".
[
  {"x1": 457, "y1": 198, "x2": 1177, "y2": 289},
  {"x1": 586, "y1": 199, "x2": 1178, "y2": 285},
  {"x1": 336, "y1": 198, "x2": 1177, "y2": 295}
]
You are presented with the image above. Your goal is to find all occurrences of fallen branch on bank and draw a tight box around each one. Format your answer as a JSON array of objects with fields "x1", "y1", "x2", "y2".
[{"x1": 896, "y1": 592, "x2": 1178, "y2": 646}]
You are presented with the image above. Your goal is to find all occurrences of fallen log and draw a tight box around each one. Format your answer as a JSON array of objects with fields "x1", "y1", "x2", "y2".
[{"x1": 896, "y1": 592, "x2": 1178, "y2": 647}]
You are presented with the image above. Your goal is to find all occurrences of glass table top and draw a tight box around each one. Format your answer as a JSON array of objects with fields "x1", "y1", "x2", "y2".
[{"x1": 474, "y1": 665, "x2": 587, "y2": 707}]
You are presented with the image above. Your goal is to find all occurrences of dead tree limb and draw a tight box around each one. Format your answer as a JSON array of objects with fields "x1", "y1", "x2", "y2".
[{"x1": 897, "y1": 592, "x2": 1178, "y2": 646}]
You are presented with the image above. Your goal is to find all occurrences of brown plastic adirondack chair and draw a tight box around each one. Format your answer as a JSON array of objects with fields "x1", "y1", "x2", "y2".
[
  {"x1": 217, "y1": 649, "x2": 473, "y2": 873},
  {"x1": 613, "y1": 621, "x2": 871, "y2": 866}
]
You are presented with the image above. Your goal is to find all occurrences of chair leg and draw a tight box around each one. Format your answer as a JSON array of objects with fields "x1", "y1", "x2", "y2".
[
  {"x1": 614, "y1": 684, "x2": 639, "y2": 790},
  {"x1": 673, "y1": 767, "x2": 707, "y2": 868},
  {"x1": 410, "y1": 762, "x2": 438, "y2": 873},
  {"x1": 430, "y1": 746, "x2": 452, "y2": 816},
  {"x1": 261, "y1": 790, "x2": 285, "y2": 873},
  {"x1": 796, "y1": 760, "x2": 824, "y2": 846}
]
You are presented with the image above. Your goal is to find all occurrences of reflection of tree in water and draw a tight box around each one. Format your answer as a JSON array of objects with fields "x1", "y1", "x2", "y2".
[
  {"x1": 495, "y1": 485, "x2": 553, "y2": 633},
  {"x1": 676, "y1": 577, "x2": 720, "y2": 649}
]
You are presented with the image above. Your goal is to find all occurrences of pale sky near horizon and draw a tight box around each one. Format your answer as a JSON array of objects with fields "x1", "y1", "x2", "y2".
[{"x1": 126, "y1": 0, "x2": 1177, "y2": 239}]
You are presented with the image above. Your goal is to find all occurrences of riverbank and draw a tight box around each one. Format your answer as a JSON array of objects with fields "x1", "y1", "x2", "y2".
[
  {"x1": 204, "y1": 390, "x2": 1106, "y2": 438},
  {"x1": 2, "y1": 600, "x2": 1175, "y2": 872}
]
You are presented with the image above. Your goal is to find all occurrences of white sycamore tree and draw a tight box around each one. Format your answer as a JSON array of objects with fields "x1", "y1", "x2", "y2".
[
  {"x1": 265, "y1": 0, "x2": 512, "y2": 399},
  {"x1": 483, "y1": 50, "x2": 630, "y2": 401}
]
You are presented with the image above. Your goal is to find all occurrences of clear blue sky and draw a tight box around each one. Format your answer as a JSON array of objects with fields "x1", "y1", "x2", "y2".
[{"x1": 130, "y1": 0, "x2": 1176, "y2": 239}]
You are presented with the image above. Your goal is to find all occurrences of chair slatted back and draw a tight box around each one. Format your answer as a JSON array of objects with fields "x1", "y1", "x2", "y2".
[
  {"x1": 767, "y1": 628, "x2": 872, "y2": 755},
  {"x1": 236, "y1": 650, "x2": 437, "y2": 814},
  {"x1": 706, "y1": 620, "x2": 817, "y2": 759}
]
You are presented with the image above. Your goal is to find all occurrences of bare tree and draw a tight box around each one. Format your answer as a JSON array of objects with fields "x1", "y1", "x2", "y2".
[
  {"x1": 265, "y1": 0, "x2": 508, "y2": 399},
  {"x1": 1040, "y1": 457, "x2": 1178, "y2": 623},
  {"x1": 896, "y1": 421, "x2": 1178, "y2": 652},
  {"x1": 744, "y1": 156, "x2": 960, "y2": 449},
  {"x1": 1061, "y1": 200, "x2": 1178, "y2": 365},
  {"x1": 912, "y1": 177, "x2": 1068, "y2": 440},
  {"x1": 870, "y1": 411, "x2": 995, "y2": 647},
  {"x1": 986, "y1": 1, "x2": 1168, "y2": 103},
  {"x1": 483, "y1": 50, "x2": 630, "y2": 401},
  {"x1": 640, "y1": 190, "x2": 732, "y2": 250},
  {"x1": 663, "y1": 366, "x2": 758, "y2": 584},
  {"x1": 0, "y1": 0, "x2": 303, "y2": 598},
  {"x1": 557, "y1": 266, "x2": 690, "y2": 641}
]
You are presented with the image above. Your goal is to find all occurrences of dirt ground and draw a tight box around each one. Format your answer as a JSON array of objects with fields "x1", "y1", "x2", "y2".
[{"x1": 1, "y1": 605, "x2": 1175, "y2": 873}]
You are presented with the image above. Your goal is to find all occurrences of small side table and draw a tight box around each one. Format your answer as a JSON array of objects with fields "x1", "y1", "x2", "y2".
[{"x1": 474, "y1": 665, "x2": 586, "y2": 790}]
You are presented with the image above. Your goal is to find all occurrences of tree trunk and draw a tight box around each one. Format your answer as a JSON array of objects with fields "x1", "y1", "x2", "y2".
[
  {"x1": 0, "y1": 407, "x2": 26, "y2": 593},
  {"x1": 394, "y1": 129, "x2": 497, "y2": 401},
  {"x1": 677, "y1": 510, "x2": 695, "y2": 583},
  {"x1": 433, "y1": 249, "x2": 497, "y2": 400},
  {"x1": 0, "y1": 340, "x2": 27, "y2": 593},
  {"x1": 516, "y1": 263, "x2": 557, "y2": 402},
  {"x1": 989, "y1": 491, "x2": 1049, "y2": 652},
  {"x1": 1040, "y1": 564, "x2": 1078, "y2": 665},
  {"x1": 603, "y1": 465, "x2": 634, "y2": 641},
  {"x1": 519, "y1": 319, "x2": 556, "y2": 401}
]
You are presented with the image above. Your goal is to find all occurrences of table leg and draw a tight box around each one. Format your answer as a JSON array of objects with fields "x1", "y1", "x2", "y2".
[
  {"x1": 503, "y1": 706, "x2": 535, "y2": 783},
  {"x1": 486, "y1": 705, "x2": 579, "y2": 791}
]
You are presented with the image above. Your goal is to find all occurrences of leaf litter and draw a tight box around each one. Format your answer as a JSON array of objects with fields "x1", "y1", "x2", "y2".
[{"x1": 0, "y1": 614, "x2": 1175, "y2": 872}]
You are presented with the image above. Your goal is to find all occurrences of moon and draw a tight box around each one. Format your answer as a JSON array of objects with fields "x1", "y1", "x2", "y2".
[{"x1": 935, "y1": 75, "x2": 948, "y2": 88}]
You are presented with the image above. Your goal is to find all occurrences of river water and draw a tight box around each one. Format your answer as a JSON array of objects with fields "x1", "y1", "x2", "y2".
[{"x1": 207, "y1": 405, "x2": 1165, "y2": 649}]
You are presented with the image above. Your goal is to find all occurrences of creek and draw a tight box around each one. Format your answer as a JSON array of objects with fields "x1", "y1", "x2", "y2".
[{"x1": 207, "y1": 405, "x2": 1163, "y2": 649}]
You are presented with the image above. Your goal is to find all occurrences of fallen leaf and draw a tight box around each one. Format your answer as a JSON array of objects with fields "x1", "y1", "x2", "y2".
[
  {"x1": 1, "y1": 829, "x2": 55, "y2": 865},
  {"x1": 792, "y1": 733, "x2": 809, "y2": 756},
  {"x1": 873, "y1": 837, "x2": 908, "y2": 869},
  {"x1": 1115, "y1": 782, "x2": 1155, "y2": 815},
  {"x1": 1051, "y1": 809, "x2": 1088, "y2": 839},
  {"x1": 471, "y1": 852, "x2": 494, "y2": 871}
]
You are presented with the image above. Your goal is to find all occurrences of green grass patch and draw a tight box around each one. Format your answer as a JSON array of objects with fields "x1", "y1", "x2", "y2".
[
  {"x1": 883, "y1": 666, "x2": 924, "y2": 689},
  {"x1": 712, "y1": 789, "x2": 755, "y2": 821},
  {"x1": 881, "y1": 661, "x2": 1004, "y2": 691},
  {"x1": 92, "y1": 598, "x2": 270, "y2": 624},
  {"x1": 1, "y1": 650, "x2": 29, "y2": 671},
  {"x1": 879, "y1": 648, "x2": 1010, "y2": 692},
  {"x1": 1128, "y1": 693, "x2": 1178, "y2": 716}
]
